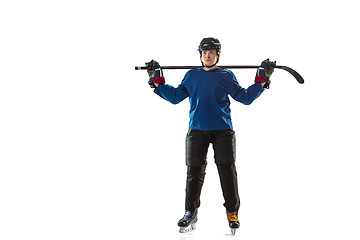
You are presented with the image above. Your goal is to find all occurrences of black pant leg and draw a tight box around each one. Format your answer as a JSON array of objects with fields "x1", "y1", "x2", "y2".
[
  {"x1": 185, "y1": 165, "x2": 206, "y2": 211},
  {"x1": 212, "y1": 129, "x2": 236, "y2": 165},
  {"x1": 185, "y1": 129, "x2": 210, "y2": 166},
  {"x1": 216, "y1": 164, "x2": 240, "y2": 212}
]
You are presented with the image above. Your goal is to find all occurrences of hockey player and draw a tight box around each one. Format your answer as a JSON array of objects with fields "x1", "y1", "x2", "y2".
[{"x1": 147, "y1": 37, "x2": 275, "y2": 234}]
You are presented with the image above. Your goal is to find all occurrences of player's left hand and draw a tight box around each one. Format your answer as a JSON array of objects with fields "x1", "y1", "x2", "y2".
[
  {"x1": 255, "y1": 58, "x2": 276, "y2": 89},
  {"x1": 263, "y1": 59, "x2": 276, "y2": 77}
]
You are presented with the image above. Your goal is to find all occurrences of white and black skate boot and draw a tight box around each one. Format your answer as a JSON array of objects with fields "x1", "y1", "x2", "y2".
[
  {"x1": 226, "y1": 210, "x2": 240, "y2": 235},
  {"x1": 178, "y1": 209, "x2": 198, "y2": 233}
]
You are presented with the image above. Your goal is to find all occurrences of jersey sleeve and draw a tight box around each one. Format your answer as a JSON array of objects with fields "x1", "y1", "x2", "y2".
[
  {"x1": 154, "y1": 84, "x2": 189, "y2": 104},
  {"x1": 225, "y1": 71, "x2": 265, "y2": 105}
]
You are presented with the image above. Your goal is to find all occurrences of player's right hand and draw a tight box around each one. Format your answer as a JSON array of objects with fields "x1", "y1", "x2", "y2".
[{"x1": 146, "y1": 60, "x2": 165, "y2": 88}]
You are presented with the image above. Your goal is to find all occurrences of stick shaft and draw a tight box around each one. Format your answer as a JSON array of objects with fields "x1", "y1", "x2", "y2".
[
  {"x1": 134, "y1": 64, "x2": 304, "y2": 84},
  {"x1": 135, "y1": 65, "x2": 262, "y2": 70}
]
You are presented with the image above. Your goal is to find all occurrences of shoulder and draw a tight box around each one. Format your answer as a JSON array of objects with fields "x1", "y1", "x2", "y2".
[
  {"x1": 217, "y1": 68, "x2": 236, "y2": 79},
  {"x1": 187, "y1": 68, "x2": 204, "y2": 74},
  {"x1": 183, "y1": 68, "x2": 204, "y2": 78}
]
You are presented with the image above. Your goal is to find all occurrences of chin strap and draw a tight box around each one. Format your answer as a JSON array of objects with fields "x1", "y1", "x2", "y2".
[{"x1": 203, "y1": 63, "x2": 217, "y2": 68}]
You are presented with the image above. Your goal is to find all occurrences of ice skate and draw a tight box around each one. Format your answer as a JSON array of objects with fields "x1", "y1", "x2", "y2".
[
  {"x1": 178, "y1": 209, "x2": 198, "y2": 233},
  {"x1": 226, "y1": 210, "x2": 240, "y2": 235}
]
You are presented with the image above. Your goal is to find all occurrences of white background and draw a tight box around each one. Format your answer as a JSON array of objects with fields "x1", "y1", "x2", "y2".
[{"x1": 1, "y1": 0, "x2": 359, "y2": 239}]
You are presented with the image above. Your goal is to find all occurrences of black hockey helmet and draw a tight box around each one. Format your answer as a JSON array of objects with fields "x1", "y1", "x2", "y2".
[{"x1": 198, "y1": 37, "x2": 221, "y2": 55}]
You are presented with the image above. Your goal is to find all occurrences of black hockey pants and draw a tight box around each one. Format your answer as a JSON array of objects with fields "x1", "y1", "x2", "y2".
[{"x1": 184, "y1": 129, "x2": 240, "y2": 212}]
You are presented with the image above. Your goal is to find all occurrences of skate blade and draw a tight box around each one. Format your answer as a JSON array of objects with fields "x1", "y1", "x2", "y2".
[
  {"x1": 179, "y1": 224, "x2": 196, "y2": 233},
  {"x1": 230, "y1": 228, "x2": 236, "y2": 235}
]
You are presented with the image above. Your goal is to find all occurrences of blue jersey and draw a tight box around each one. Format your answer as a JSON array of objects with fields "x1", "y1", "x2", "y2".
[{"x1": 154, "y1": 68, "x2": 265, "y2": 130}]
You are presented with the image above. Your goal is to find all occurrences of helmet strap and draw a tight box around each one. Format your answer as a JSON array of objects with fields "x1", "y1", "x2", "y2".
[{"x1": 204, "y1": 62, "x2": 217, "y2": 68}]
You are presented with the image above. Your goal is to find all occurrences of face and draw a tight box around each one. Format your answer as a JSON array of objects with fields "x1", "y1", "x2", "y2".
[{"x1": 201, "y1": 49, "x2": 218, "y2": 67}]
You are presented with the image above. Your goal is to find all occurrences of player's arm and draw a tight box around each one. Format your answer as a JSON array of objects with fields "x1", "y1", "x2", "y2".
[{"x1": 147, "y1": 60, "x2": 189, "y2": 104}]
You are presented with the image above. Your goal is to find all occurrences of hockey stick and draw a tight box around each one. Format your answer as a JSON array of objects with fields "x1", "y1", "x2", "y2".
[{"x1": 135, "y1": 65, "x2": 304, "y2": 84}]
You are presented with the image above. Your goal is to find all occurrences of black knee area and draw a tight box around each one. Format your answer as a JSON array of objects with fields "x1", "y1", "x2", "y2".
[{"x1": 187, "y1": 165, "x2": 206, "y2": 182}]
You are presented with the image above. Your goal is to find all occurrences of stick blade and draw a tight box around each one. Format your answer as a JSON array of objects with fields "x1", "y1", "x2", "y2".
[{"x1": 276, "y1": 66, "x2": 304, "y2": 84}]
